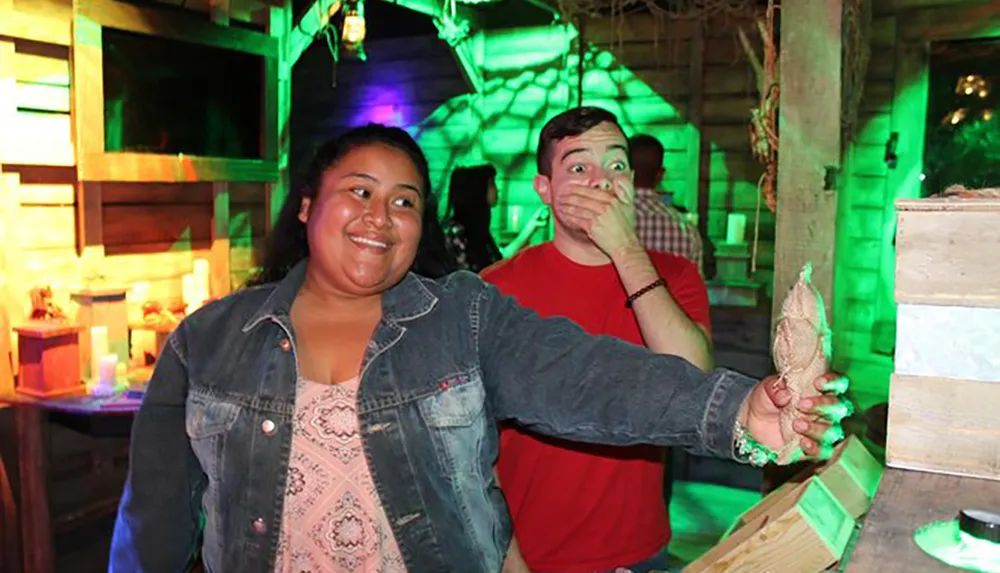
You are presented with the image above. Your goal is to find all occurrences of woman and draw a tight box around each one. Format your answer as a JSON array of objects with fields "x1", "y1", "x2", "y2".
[
  {"x1": 110, "y1": 124, "x2": 847, "y2": 573},
  {"x1": 445, "y1": 164, "x2": 503, "y2": 272}
]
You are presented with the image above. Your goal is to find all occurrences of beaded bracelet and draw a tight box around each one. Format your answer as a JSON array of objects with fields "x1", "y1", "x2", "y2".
[
  {"x1": 625, "y1": 278, "x2": 666, "y2": 308},
  {"x1": 734, "y1": 422, "x2": 778, "y2": 467}
]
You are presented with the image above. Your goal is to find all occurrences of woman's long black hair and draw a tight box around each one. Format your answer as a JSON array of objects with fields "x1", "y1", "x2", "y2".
[
  {"x1": 246, "y1": 124, "x2": 457, "y2": 287},
  {"x1": 446, "y1": 165, "x2": 501, "y2": 272}
]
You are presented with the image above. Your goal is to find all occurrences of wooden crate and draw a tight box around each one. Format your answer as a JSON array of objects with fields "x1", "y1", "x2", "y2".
[
  {"x1": 13, "y1": 321, "x2": 84, "y2": 398},
  {"x1": 895, "y1": 198, "x2": 1000, "y2": 308},
  {"x1": 684, "y1": 477, "x2": 856, "y2": 573},
  {"x1": 887, "y1": 373, "x2": 1000, "y2": 481},
  {"x1": 724, "y1": 436, "x2": 881, "y2": 538}
]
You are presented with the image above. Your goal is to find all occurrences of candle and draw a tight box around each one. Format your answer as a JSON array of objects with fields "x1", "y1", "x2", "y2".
[
  {"x1": 90, "y1": 325, "x2": 108, "y2": 382},
  {"x1": 193, "y1": 258, "x2": 210, "y2": 300},
  {"x1": 182, "y1": 273, "x2": 196, "y2": 314},
  {"x1": 91, "y1": 353, "x2": 118, "y2": 397},
  {"x1": 508, "y1": 205, "x2": 523, "y2": 233},
  {"x1": 726, "y1": 213, "x2": 747, "y2": 244}
]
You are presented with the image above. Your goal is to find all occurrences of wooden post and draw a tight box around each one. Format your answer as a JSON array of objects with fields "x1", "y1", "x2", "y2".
[
  {"x1": 211, "y1": 183, "x2": 231, "y2": 298},
  {"x1": 765, "y1": 0, "x2": 843, "y2": 494},
  {"x1": 0, "y1": 37, "x2": 19, "y2": 391},
  {"x1": 686, "y1": 21, "x2": 704, "y2": 214},
  {"x1": 771, "y1": 0, "x2": 843, "y2": 327},
  {"x1": 265, "y1": 4, "x2": 292, "y2": 232}
]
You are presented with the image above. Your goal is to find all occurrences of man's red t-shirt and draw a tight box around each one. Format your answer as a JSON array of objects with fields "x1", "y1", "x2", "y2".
[{"x1": 481, "y1": 242, "x2": 711, "y2": 572}]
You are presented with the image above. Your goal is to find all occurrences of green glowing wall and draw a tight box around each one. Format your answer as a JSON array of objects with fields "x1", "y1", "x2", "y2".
[{"x1": 287, "y1": 9, "x2": 924, "y2": 406}]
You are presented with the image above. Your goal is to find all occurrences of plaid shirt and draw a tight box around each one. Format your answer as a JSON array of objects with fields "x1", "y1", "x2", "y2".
[{"x1": 634, "y1": 187, "x2": 703, "y2": 273}]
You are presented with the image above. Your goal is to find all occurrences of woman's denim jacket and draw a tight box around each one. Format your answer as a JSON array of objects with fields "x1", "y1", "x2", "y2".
[{"x1": 109, "y1": 260, "x2": 756, "y2": 573}]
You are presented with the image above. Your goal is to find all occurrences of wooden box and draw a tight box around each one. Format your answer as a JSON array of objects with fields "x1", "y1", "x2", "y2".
[
  {"x1": 895, "y1": 198, "x2": 1000, "y2": 308},
  {"x1": 14, "y1": 322, "x2": 84, "y2": 398},
  {"x1": 887, "y1": 373, "x2": 1000, "y2": 480},
  {"x1": 683, "y1": 477, "x2": 856, "y2": 573},
  {"x1": 724, "y1": 436, "x2": 881, "y2": 538},
  {"x1": 71, "y1": 287, "x2": 128, "y2": 380}
]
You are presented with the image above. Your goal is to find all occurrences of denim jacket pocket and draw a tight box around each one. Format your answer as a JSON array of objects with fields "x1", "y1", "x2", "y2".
[
  {"x1": 418, "y1": 375, "x2": 486, "y2": 428},
  {"x1": 186, "y1": 393, "x2": 241, "y2": 439},
  {"x1": 186, "y1": 392, "x2": 242, "y2": 568}
]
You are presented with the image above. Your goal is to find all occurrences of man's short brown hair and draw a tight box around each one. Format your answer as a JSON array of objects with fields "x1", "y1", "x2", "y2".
[{"x1": 536, "y1": 107, "x2": 627, "y2": 176}]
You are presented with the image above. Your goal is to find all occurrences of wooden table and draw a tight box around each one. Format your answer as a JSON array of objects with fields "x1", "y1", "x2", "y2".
[
  {"x1": 0, "y1": 392, "x2": 140, "y2": 573},
  {"x1": 844, "y1": 467, "x2": 1000, "y2": 572}
]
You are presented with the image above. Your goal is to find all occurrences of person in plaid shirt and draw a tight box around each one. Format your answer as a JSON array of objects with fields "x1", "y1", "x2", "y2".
[{"x1": 629, "y1": 134, "x2": 704, "y2": 274}]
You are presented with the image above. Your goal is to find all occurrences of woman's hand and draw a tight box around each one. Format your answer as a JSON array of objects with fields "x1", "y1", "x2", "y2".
[{"x1": 741, "y1": 372, "x2": 851, "y2": 460}]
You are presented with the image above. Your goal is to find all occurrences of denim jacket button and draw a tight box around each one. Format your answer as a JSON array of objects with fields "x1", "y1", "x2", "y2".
[
  {"x1": 279, "y1": 338, "x2": 291, "y2": 351},
  {"x1": 261, "y1": 419, "x2": 276, "y2": 435},
  {"x1": 252, "y1": 517, "x2": 267, "y2": 534}
]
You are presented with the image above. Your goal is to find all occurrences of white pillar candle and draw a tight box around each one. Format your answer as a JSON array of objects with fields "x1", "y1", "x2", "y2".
[
  {"x1": 91, "y1": 353, "x2": 118, "y2": 398},
  {"x1": 90, "y1": 325, "x2": 108, "y2": 382},
  {"x1": 726, "y1": 213, "x2": 747, "y2": 244},
  {"x1": 193, "y1": 258, "x2": 210, "y2": 300},
  {"x1": 182, "y1": 273, "x2": 196, "y2": 314},
  {"x1": 508, "y1": 205, "x2": 523, "y2": 233}
]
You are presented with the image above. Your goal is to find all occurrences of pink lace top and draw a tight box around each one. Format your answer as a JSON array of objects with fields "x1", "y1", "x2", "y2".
[{"x1": 274, "y1": 377, "x2": 407, "y2": 573}]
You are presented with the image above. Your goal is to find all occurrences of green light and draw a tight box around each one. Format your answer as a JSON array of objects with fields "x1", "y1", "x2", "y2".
[{"x1": 915, "y1": 519, "x2": 1000, "y2": 572}]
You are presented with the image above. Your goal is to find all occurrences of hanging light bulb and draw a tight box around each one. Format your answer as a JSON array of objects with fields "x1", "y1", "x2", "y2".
[
  {"x1": 956, "y1": 74, "x2": 988, "y2": 97},
  {"x1": 342, "y1": 0, "x2": 366, "y2": 45}
]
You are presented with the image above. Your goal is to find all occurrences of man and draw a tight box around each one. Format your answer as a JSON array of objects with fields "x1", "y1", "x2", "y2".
[
  {"x1": 483, "y1": 107, "x2": 714, "y2": 573},
  {"x1": 629, "y1": 134, "x2": 705, "y2": 274}
]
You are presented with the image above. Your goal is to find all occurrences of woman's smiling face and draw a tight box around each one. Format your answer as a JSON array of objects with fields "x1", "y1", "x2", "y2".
[{"x1": 299, "y1": 142, "x2": 425, "y2": 296}]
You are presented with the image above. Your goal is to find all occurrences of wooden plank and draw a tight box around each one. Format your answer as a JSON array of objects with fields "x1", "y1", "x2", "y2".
[
  {"x1": 771, "y1": 0, "x2": 842, "y2": 328},
  {"x1": 78, "y1": 0, "x2": 277, "y2": 57},
  {"x1": 701, "y1": 96, "x2": 757, "y2": 123},
  {"x1": 899, "y1": 2, "x2": 1000, "y2": 42},
  {"x1": 20, "y1": 204, "x2": 76, "y2": 249},
  {"x1": 211, "y1": 183, "x2": 231, "y2": 298},
  {"x1": 74, "y1": 181, "x2": 103, "y2": 286},
  {"x1": 103, "y1": 204, "x2": 212, "y2": 247},
  {"x1": 844, "y1": 468, "x2": 1000, "y2": 572},
  {"x1": 79, "y1": 153, "x2": 279, "y2": 183},
  {"x1": 101, "y1": 182, "x2": 213, "y2": 204},
  {"x1": 895, "y1": 205, "x2": 1000, "y2": 307},
  {"x1": 683, "y1": 477, "x2": 855, "y2": 573},
  {"x1": 0, "y1": 111, "x2": 73, "y2": 166},
  {"x1": 0, "y1": 9, "x2": 70, "y2": 46},
  {"x1": 14, "y1": 83, "x2": 69, "y2": 112},
  {"x1": 264, "y1": 4, "x2": 290, "y2": 232},
  {"x1": 71, "y1": 13, "x2": 105, "y2": 166},
  {"x1": 12, "y1": 52, "x2": 69, "y2": 86},
  {"x1": 887, "y1": 373, "x2": 1000, "y2": 481},
  {"x1": 684, "y1": 24, "x2": 704, "y2": 212}
]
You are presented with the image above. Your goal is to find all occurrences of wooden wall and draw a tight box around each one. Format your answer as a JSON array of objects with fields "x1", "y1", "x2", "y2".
[
  {"x1": 290, "y1": 14, "x2": 771, "y2": 278},
  {"x1": 833, "y1": 0, "x2": 996, "y2": 409},
  {"x1": 0, "y1": 1, "x2": 270, "y2": 337}
]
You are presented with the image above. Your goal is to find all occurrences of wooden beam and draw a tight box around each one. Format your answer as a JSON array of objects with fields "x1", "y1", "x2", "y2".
[
  {"x1": 211, "y1": 183, "x2": 231, "y2": 297},
  {"x1": 898, "y1": 1, "x2": 1000, "y2": 42},
  {"x1": 77, "y1": 0, "x2": 278, "y2": 57},
  {"x1": 78, "y1": 154, "x2": 280, "y2": 183},
  {"x1": 265, "y1": 4, "x2": 292, "y2": 232},
  {"x1": 771, "y1": 0, "x2": 842, "y2": 328},
  {"x1": 74, "y1": 181, "x2": 104, "y2": 276},
  {"x1": 438, "y1": 25, "x2": 484, "y2": 93},
  {"x1": 210, "y1": 0, "x2": 232, "y2": 26},
  {"x1": 0, "y1": 9, "x2": 71, "y2": 46},
  {"x1": 286, "y1": 0, "x2": 339, "y2": 66},
  {"x1": 686, "y1": 22, "x2": 704, "y2": 215}
]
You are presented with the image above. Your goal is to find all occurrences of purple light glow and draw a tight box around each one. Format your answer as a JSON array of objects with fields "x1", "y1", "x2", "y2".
[{"x1": 349, "y1": 85, "x2": 408, "y2": 127}]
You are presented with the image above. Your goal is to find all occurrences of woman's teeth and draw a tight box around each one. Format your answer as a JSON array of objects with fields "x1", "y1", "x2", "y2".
[{"x1": 351, "y1": 236, "x2": 389, "y2": 249}]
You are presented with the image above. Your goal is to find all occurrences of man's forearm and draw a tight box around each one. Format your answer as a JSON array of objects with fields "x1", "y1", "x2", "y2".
[{"x1": 611, "y1": 244, "x2": 714, "y2": 370}]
